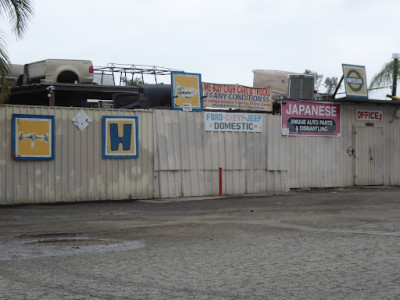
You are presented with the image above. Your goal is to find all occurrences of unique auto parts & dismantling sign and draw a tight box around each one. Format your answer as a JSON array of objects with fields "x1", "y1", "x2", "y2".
[{"x1": 281, "y1": 100, "x2": 341, "y2": 136}]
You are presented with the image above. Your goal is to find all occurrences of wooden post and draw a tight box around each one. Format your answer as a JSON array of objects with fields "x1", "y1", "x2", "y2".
[{"x1": 49, "y1": 90, "x2": 55, "y2": 106}]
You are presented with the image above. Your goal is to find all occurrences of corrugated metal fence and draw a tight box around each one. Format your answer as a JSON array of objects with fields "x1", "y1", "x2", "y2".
[
  {"x1": 2, "y1": 103, "x2": 400, "y2": 204},
  {"x1": 153, "y1": 110, "x2": 287, "y2": 198},
  {"x1": 0, "y1": 106, "x2": 153, "y2": 205}
]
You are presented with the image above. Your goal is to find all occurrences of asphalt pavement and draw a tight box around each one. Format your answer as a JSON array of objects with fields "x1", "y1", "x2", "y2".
[{"x1": 0, "y1": 187, "x2": 400, "y2": 299}]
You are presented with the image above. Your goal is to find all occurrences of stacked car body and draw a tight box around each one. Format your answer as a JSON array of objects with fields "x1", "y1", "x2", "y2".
[{"x1": 8, "y1": 59, "x2": 94, "y2": 86}]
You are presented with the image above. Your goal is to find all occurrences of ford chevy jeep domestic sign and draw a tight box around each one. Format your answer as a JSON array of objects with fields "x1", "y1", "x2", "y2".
[{"x1": 205, "y1": 112, "x2": 263, "y2": 132}]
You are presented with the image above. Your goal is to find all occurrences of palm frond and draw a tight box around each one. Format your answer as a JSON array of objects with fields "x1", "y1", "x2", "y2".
[
  {"x1": 0, "y1": 0, "x2": 33, "y2": 37},
  {"x1": 0, "y1": 0, "x2": 33, "y2": 103},
  {"x1": 370, "y1": 60, "x2": 399, "y2": 88},
  {"x1": 0, "y1": 31, "x2": 9, "y2": 104},
  {"x1": 0, "y1": 59, "x2": 10, "y2": 104}
]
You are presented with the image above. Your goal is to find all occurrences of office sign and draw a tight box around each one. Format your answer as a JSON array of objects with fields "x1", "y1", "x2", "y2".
[
  {"x1": 205, "y1": 112, "x2": 263, "y2": 132},
  {"x1": 342, "y1": 64, "x2": 368, "y2": 99},
  {"x1": 281, "y1": 100, "x2": 341, "y2": 136},
  {"x1": 356, "y1": 110, "x2": 383, "y2": 121}
]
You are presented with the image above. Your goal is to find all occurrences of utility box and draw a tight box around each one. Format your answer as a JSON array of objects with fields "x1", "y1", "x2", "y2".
[
  {"x1": 253, "y1": 70, "x2": 315, "y2": 100},
  {"x1": 288, "y1": 74, "x2": 315, "y2": 100}
]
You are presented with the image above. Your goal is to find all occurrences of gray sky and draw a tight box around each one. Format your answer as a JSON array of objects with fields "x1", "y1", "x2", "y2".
[{"x1": 3, "y1": 0, "x2": 399, "y2": 98}]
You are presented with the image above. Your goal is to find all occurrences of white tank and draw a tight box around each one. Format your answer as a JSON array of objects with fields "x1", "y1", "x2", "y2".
[{"x1": 252, "y1": 69, "x2": 299, "y2": 95}]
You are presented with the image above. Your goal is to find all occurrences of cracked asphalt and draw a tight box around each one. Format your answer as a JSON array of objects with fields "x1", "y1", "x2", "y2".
[{"x1": 0, "y1": 187, "x2": 400, "y2": 299}]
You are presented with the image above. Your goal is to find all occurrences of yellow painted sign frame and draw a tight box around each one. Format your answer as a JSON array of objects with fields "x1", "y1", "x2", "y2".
[
  {"x1": 342, "y1": 64, "x2": 368, "y2": 99},
  {"x1": 171, "y1": 72, "x2": 203, "y2": 111}
]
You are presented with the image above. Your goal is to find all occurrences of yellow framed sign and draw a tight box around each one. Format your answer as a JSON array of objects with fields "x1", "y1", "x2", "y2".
[
  {"x1": 12, "y1": 114, "x2": 55, "y2": 160},
  {"x1": 342, "y1": 64, "x2": 368, "y2": 99},
  {"x1": 171, "y1": 71, "x2": 203, "y2": 111}
]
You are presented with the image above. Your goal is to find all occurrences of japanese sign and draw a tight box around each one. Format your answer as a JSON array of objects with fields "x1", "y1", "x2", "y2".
[
  {"x1": 281, "y1": 100, "x2": 341, "y2": 136},
  {"x1": 12, "y1": 114, "x2": 55, "y2": 160},
  {"x1": 102, "y1": 116, "x2": 139, "y2": 159},
  {"x1": 342, "y1": 64, "x2": 368, "y2": 99},
  {"x1": 202, "y1": 82, "x2": 272, "y2": 112},
  {"x1": 171, "y1": 72, "x2": 203, "y2": 111},
  {"x1": 356, "y1": 110, "x2": 383, "y2": 121},
  {"x1": 205, "y1": 112, "x2": 263, "y2": 132}
]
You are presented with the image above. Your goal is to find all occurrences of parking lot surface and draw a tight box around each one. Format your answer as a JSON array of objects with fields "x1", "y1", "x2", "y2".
[{"x1": 1, "y1": 187, "x2": 400, "y2": 299}]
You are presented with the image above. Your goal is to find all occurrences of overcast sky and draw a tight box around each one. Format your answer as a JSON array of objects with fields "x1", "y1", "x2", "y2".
[{"x1": 2, "y1": 0, "x2": 399, "y2": 98}]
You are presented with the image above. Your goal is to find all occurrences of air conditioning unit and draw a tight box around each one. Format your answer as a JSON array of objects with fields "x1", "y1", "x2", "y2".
[{"x1": 288, "y1": 75, "x2": 315, "y2": 100}]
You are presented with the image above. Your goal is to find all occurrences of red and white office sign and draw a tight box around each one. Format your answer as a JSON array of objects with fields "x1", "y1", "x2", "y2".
[{"x1": 356, "y1": 110, "x2": 383, "y2": 121}]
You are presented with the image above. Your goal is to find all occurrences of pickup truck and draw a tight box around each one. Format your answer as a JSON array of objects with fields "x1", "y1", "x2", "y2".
[{"x1": 23, "y1": 59, "x2": 94, "y2": 85}]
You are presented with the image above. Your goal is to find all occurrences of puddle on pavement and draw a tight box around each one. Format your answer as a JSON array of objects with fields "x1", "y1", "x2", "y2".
[
  {"x1": 0, "y1": 233, "x2": 146, "y2": 261},
  {"x1": 18, "y1": 232, "x2": 82, "y2": 239},
  {"x1": 26, "y1": 238, "x2": 122, "y2": 247}
]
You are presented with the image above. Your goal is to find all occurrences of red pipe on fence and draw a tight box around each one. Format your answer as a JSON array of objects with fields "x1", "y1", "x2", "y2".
[{"x1": 219, "y1": 167, "x2": 223, "y2": 196}]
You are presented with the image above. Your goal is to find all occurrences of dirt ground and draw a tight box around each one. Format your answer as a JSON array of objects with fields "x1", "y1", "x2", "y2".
[{"x1": 0, "y1": 187, "x2": 400, "y2": 299}]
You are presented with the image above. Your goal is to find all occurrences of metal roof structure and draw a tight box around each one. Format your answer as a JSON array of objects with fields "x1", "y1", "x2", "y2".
[{"x1": 93, "y1": 63, "x2": 183, "y2": 85}]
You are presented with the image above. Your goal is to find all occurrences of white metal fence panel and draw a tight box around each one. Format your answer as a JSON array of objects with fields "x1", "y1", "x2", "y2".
[
  {"x1": 154, "y1": 110, "x2": 288, "y2": 198},
  {"x1": 3, "y1": 102, "x2": 400, "y2": 204},
  {"x1": 0, "y1": 105, "x2": 153, "y2": 205},
  {"x1": 387, "y1": 110, "x2": 400, "y2": 185}
]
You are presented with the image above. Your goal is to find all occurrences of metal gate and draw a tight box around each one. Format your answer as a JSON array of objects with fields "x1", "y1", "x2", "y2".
[{"x1": 354, "y1": 126, "x2": 384, "y2": 185}]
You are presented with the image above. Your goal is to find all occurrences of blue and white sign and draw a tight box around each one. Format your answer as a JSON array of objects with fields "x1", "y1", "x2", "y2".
[
  {"x1": 102, "y1": 116, "x2": 139, "y2": 159},
  {"x1": 205, "y1": 112, "x2": 263, "y2": 132}
]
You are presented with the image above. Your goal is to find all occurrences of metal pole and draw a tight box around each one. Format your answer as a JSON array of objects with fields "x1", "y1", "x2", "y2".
[
  {"x1": 392, "y1": 54, "x2": 399, "y2": 97},
  {"x1": 219, "y1": 168, "x2": 223, "y2": 196},
  {"x1": 332, "y1": 75, "x2": 344, "y2": 99}
]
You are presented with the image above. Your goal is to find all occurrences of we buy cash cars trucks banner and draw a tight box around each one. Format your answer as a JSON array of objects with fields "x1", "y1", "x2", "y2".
[
  {"x1": 202, "y1": 82, "x2": 272, "y2": 112},
  {"x1": 281, "y1": 100, "x2": 341, "y2": 136}
]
